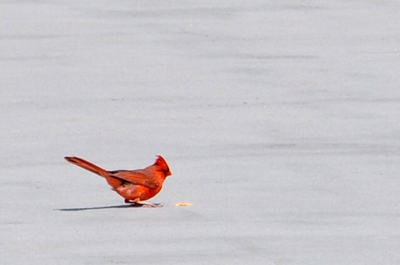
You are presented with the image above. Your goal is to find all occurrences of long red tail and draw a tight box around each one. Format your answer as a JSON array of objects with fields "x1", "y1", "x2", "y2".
[{"x1": 65, "y1": 156, "x2": 107, "y2": 177}]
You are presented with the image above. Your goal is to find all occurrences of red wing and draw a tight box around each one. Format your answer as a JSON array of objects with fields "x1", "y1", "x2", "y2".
[{"x1": 109, "y1": 170, "x2": 161, "y2": 189}]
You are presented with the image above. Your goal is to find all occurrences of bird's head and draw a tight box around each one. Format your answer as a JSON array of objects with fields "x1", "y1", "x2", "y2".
[{"x1": 155, "y1": 155, "x2": 172, "y2": 177}]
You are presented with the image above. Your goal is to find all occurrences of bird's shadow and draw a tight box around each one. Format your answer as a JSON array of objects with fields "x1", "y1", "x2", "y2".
[{"x1": 55, "y1": 204, "x2": 149, "y2": 212}]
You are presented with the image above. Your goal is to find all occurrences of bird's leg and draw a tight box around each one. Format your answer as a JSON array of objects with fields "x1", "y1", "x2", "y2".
[{"x1": 125, "y1": 198, "x2": 162, "y2": 208}]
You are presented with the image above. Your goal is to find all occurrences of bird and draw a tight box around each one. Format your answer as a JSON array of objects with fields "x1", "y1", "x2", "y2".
[{"x1": 65, "y1": 155, "x2": 172, "y2": 207}]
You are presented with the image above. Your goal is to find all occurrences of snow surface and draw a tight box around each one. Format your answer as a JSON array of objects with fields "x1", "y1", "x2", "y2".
[{"x1": 1, "y1": 1, "x2": 400, "y2": 264}]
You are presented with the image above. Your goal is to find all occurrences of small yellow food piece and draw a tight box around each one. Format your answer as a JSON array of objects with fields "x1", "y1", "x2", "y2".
[{"x1": 175, "y1": 202, "x2": 192, "y2": 206}]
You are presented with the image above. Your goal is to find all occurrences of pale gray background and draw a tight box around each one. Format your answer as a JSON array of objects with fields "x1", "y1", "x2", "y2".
[{"x1": 1, "y1": 1, "x2": 399, "y2": 264}]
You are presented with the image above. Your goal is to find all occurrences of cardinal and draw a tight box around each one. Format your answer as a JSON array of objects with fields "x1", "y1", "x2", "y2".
[{"x1": 65, "y1": 156, "x2": 172, "y2": 207}]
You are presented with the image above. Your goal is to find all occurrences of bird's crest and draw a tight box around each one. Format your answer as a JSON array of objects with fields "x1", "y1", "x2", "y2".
[{"x1": 155, "y1": 155, "x2": 172, "y2": 176}]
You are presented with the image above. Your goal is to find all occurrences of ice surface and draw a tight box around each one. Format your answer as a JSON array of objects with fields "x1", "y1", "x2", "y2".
[{"x1": 1, "y1": 1, "x2": 400, "y2": 264}]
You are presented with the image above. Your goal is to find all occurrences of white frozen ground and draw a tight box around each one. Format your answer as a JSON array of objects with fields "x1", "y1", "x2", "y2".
[{"x1": 1, "y1": 1, "x2": 400, "y2": 264}]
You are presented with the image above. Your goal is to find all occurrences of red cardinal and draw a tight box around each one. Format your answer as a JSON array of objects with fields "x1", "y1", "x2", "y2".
[{"x1": 65, "y1": 156, "x2": 172, "y2": 207}]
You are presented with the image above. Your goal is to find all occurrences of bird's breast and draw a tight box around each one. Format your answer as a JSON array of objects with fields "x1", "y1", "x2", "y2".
[{"x1": 115, "y1": 183, "x2": 163, "y2": 201}]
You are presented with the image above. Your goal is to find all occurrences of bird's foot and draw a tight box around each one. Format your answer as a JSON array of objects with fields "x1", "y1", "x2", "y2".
[
  {"x1": 140, "y1": 202, "x2": 163, "y2": 208},
  {"x1": 125, "y1": 199, "x2": 163, "y2": 208}
]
